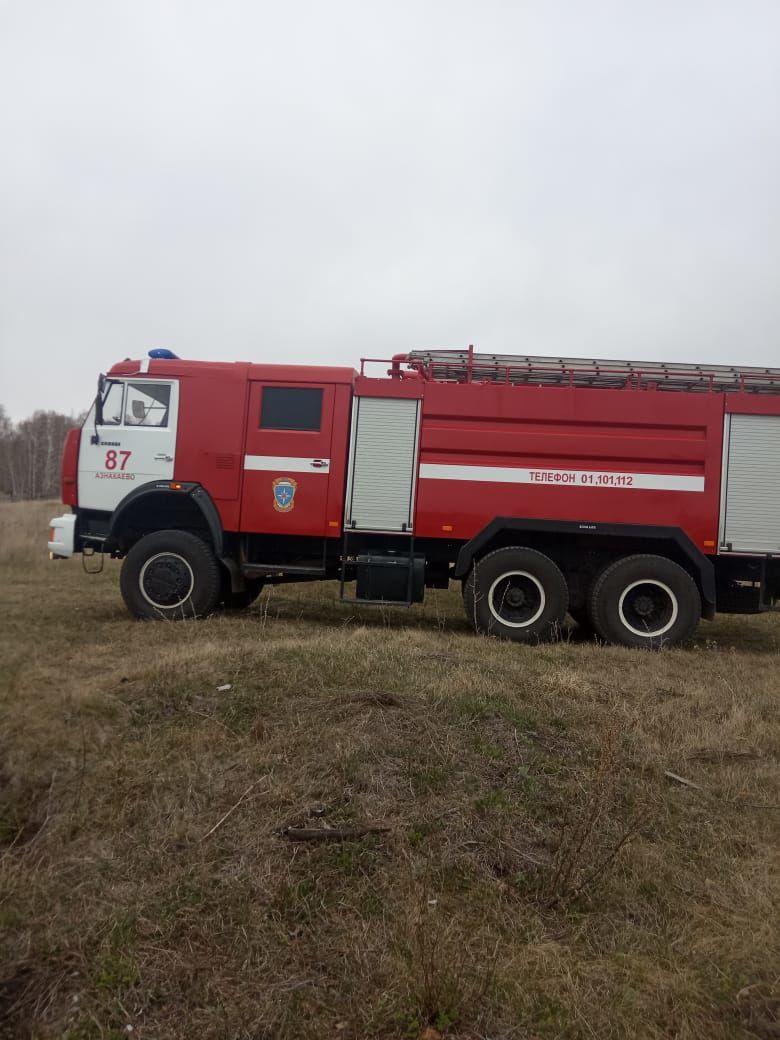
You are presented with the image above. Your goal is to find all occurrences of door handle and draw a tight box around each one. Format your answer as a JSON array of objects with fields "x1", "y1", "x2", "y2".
[
  {"x1": 154, "y1": 453, "x2": 173, "y2": 462},
  {"x1": 310, "y1": 459, "x2": 328, "y2": 469}
]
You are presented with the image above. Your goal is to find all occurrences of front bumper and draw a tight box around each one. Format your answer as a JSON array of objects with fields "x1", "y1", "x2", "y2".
[{"x1": 48, "y1": 514, "x2": 77, "y2": 559}]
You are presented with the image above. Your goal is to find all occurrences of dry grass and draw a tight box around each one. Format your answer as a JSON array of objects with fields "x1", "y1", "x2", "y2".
[{"x1": 1, "y1": 499, "x2": 778, "y2": 1039}]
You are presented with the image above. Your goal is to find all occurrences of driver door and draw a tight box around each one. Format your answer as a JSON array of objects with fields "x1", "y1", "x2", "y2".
[{"x1": 78, "y1": 378, "x2": 179, "y2": 512}]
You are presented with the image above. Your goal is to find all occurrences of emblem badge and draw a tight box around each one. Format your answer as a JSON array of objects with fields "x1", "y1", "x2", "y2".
[{"x1": 272, "y1": 476, "x2": 297, "y2": 512}]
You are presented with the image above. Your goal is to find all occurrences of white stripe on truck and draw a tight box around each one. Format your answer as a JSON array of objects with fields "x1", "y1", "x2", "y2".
[
  {"x1": 244, "y1": 455, "x2": 330, "y2": 473},
  {"x1": 419, "y1": 463, "x2": 704, "y2": 492}
]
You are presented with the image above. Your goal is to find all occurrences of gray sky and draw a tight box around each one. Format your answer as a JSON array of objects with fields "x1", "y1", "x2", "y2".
[{"x1": 1, "y1": 0, "x2": 778, "y2": 420}]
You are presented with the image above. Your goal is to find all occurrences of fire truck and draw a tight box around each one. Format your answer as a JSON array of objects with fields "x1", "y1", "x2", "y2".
[{"x1": 48, "y1": 347, "x2": 780, "y2": 648}]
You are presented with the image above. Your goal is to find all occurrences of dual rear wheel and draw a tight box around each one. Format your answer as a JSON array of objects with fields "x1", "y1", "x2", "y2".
[
  {"x1": 464, "y1": 547, "x2": 700, "y2": 648},
  {"x1": 587, "y1": 553, "x2": 701, "y2": 648},
  {"x1": 464, "y1": 547, "x2": 568, "y2": 644}
]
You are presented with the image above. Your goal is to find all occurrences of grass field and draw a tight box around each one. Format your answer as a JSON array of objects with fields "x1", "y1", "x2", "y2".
[{"x1": 1, "y1": 499, "x2": 778, "y2": 1039}]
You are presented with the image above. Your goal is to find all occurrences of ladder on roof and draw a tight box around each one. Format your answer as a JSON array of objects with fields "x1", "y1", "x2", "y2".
[{"x1": 405, "y1": 349, "x2": 780, "y2": 394}]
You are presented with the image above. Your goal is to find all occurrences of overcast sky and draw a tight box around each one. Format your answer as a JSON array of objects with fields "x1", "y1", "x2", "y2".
[{"x1": 1, "y1": 0, "x2": 778, "y2": 420}]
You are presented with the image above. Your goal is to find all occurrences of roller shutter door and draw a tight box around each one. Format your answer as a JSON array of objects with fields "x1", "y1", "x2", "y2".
[
  {"x1": 345, "y1": 397, "x2": 421, "y2": 532},
  {"x1": 722, "y1": 414, "x2": 780, "y2": 552}
]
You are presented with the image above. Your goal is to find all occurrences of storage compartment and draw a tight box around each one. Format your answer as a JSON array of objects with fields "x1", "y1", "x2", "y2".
[
  {"x1": 355, "y1": 552, "x2": 425, "y2": 603},
  {"x1": 345, "y1": 396, "x2": 421, "y2": 532},
  {"x1": 721, "y1": 414, "x2": 780, "y2": 553}
]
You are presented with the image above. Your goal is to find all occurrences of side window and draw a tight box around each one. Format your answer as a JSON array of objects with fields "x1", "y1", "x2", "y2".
[
  {"x1": 260, "y1": 387, "x2": 323, "y2": 431},
  {"x1": 100, "y1": 381, "x2": 124, "y2": 425},
  {"x1": 124, "y1": 382, "x2": 172, "y2": 427}
]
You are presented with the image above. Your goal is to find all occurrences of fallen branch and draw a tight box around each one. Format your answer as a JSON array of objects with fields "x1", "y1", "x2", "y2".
[
  {"x1": 664, "y1": 770, "x2": 701, "y2": 789},
  {"x1": 280, "y1": 826, "x2": 390, "y2": 842},
  {"x1": 201, "y1": 775, "x2": 268, "y2": 840},
  {"x1": 663, "y1": 771, "x2": 777, "y2": 810}
]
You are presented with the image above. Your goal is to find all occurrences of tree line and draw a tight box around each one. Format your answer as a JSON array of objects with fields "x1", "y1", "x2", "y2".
[{"x1": 0, "y1": 405, "x2": 84, "y2": 500}]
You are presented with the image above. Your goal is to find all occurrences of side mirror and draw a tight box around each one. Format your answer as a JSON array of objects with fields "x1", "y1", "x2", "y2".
[{"x1": 95, "y1": 374, "x2": 106, "y2": 428}]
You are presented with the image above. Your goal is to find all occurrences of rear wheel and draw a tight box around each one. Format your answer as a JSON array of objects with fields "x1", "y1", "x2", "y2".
[
  {"x1": 120, "y1": 530, "x2": 222, "y2": 620},
  {"x1": 463, "y1": 546, "x2": 568, "y2": 643},
  {"x1": 589, "y1": 554, "x2": 701, "y2": 649}
]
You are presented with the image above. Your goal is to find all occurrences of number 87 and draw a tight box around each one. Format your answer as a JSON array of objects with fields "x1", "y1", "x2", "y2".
[{"x1": 105, "y1": 450, "x2": 132, "y2": 471}]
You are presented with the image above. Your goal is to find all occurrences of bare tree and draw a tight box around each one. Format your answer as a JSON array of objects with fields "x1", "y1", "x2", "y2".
[{"x1": 0, "y1": 406, "x2": 82, "y2": 500}]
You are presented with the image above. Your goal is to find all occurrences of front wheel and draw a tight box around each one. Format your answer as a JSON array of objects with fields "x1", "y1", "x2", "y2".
[
  {"x1": 589, "y1": 554, "x2": 701, "y2": 649},
  {"x1": 120, "y1": 530, "x2": 222, "y2": 620},
  {"x1": 463, "y1": 546, "x2": 568, "y2": 643}
]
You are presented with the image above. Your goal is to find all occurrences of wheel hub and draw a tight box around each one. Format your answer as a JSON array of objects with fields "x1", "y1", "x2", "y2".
[
  {"x1": 618, "y1": 579, "x2": 678, "y2": 638},
  {"x1": 633, "y1": 594, "x2": 655, "y2": 617},
  {"x1": 488, "y1": 571, "x2": 546, "y2": 628},
  {"x1": 140, "y1": 553, "x2": 194, "y2": 609}
]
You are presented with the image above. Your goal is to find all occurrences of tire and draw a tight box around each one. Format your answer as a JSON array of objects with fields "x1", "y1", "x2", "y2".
[
  {"x1": 220, "y1": 577, "x2": 264, "y2": 611},
  {"x1": 589, "y1": 554, "x2": 701, "y2": 649},
  {"x1": 463, "y1": 546, "x2": 568, "y2": 643},
  {"x1": 120, "y1": 530, "x2": 222, "y2": 620}
]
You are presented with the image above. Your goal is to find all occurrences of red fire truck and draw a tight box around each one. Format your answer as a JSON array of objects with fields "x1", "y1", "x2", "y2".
[{"x1": 48, "y1": 347, "x2": 780, "y2": 648}]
